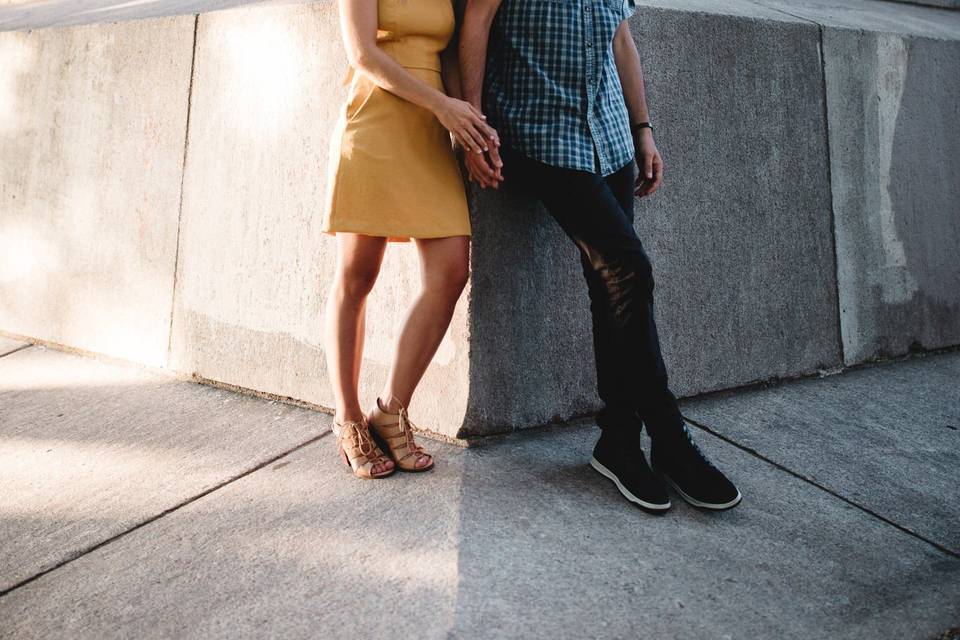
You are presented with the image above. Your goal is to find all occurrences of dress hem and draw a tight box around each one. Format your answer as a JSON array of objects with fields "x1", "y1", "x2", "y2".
[{"x1": 322, "y1": 228, "x2": 471, "y2": 243}]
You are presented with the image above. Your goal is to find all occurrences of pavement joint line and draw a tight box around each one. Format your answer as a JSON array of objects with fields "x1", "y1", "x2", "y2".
[
  {"x1": 683, "y1": 414, "x2": 960, "y2": 560},
  {"x1": 0, "y1": 429, "x2": 333, "y2": 600}
]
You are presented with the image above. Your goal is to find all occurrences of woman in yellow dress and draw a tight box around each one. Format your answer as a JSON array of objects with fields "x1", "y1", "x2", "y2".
[{"x1": 322, "y1": 0, "x2": 498, "y2": 479}]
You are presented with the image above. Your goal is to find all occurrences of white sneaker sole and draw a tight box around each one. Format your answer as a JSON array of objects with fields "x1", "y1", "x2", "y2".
[
  {"x1": 658, "y1": 472, "x2": 743, "y2": 510},
  {"x1": 590, "y1": 457, "x2": 671, "y2": 512}
]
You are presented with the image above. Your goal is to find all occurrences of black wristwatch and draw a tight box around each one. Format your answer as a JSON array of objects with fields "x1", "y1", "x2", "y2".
[{"x1": 632, "y1": 121, "x2": 653, "y2": 134}]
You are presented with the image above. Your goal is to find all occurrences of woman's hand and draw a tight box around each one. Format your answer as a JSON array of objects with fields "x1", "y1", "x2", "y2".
[
  {"x1": 435, "y1": 96, "x2": 500, "y2": 155},
  {"x1": 634, "y1": 128, "x2": 663, "y2": 198}
]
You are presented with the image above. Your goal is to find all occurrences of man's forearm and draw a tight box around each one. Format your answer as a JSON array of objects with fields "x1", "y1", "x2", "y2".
[
  {"x1": 440, "y1": 47, "x2": 463, "y2": 99},
  {"x1": 613, "y1": 21, "x2": 650, "y2": 125},
  {"x1": 460, "y1": 2, "x2": 499, "y2": 109}
]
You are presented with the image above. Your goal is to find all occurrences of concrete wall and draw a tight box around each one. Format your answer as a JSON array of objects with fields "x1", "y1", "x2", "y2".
[
  {"x1": 824, "y1": 30, "x2": 960, "y2": 363},
  {"x1": 0, "y1": 16, "x2": 194, "y2": 366},
  {"x1": 2, "y1": 0, "x2": 958, "y2": 441}
]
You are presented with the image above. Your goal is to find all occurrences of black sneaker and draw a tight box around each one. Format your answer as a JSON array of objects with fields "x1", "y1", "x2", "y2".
[
  {"x1": 590, "y1": 431, "x2": 671, "y2": 513},
  {"x1": 650, "y1": 423, "x2": 742, "y2": 510}
]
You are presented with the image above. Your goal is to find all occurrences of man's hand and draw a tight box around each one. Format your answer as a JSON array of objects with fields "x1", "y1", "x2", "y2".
[
  {"x1": 634, "y1": 128, "x2": 663, "y2": 197},
  {"x1": 464, "y1": 144, "x2": 504, "y2": 189}
]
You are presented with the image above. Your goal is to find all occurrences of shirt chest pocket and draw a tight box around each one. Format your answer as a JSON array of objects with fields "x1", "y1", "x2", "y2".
[
  {"x1": 587, "y1": 0, "x2": 629, "y2": 43},
  {"x1": 599, "y1": 0, "x2": 630, "y2": 24}
]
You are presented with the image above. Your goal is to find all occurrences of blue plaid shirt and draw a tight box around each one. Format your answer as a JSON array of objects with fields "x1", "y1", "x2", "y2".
[{"x1": 484, "y1": 0, "x2": 638, "y2": 176}]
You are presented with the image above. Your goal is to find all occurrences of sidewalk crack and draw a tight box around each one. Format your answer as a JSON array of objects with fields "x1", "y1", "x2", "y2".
[
  {"x1": 684, "y1": 415, "x2": 960, "y2": 560},
  {"x1": 0, "y1": 429, "x2": 332, "y2": 599}
]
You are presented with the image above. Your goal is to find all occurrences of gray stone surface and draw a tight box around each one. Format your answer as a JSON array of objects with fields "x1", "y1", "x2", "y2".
[
  {"x1": 167, "y1": 2, "x2": 472, "y2": 440},
  {"x1": 0, "y1": 419, "x2": 957, "y2": 638},
  {"x1": 909, "y1": 0, "x2": 960, "y2": 9},
  {"x1": 756, "y1": 0, "x2": 960, "y2": 40},
  {"x1": 822, "y1": 28, "x2": 960, "y2": 365},
  {"x1": 0, "y1": 335, "x2": 28, "y2": 356},
  {"x1": 683, "y1": 350, "x2": 960, "y2": 554},
  {"x1": 0, "y1": 16, "x2": 193, "y2": 366},
  {"x1": 3, "y1": 0, "x2": 959, "y2": 441},
  {"x1": 466, "y1": 6, "x2": 843, "y2": 435},
  {"x1": 0, "y1": 345, "x2": 328, "y2": 593}
]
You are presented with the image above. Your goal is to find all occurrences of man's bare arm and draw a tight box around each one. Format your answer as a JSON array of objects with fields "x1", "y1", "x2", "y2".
[
  {"x1": 460, "y1": 0, "x2": 503, "y2": 186},
  {"x1": 440, "y1": 46, "x2": 463, "y2": 99},
  {"x1": 613, "y1": 20, "x2": 663, "y2": 196},
  {"x1": 613, "y1": 21, "x2": 650, "y2": 126},
  {"x1": 460, "y1": 0, "x2": 501, "y2": 109}
]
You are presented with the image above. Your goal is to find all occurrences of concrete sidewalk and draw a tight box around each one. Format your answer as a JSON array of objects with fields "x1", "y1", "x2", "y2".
[{"x1": 0, "y1": 342, "x2": 958, "y2": 639}]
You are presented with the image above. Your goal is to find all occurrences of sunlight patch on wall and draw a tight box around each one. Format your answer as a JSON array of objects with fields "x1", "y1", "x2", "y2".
[
  {"x1": 217, "y1": 18, "x2": 302, "y2": 137},
  {"x1": 0, "y1": 223, "x2": 61, "y2": 284}
]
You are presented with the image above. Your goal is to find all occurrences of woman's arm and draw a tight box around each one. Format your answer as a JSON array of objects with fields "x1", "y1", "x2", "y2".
[{"x1": 340, "y1": 0, "x2": 495, "y2": 152}]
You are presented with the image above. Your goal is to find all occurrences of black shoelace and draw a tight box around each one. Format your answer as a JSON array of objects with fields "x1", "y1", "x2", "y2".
[{"x1": 676, "y1": 423, "x2": 718, "y2": 471}]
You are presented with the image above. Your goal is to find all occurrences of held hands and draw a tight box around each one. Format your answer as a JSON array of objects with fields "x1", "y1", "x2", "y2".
[
  {"x1": 464, "y1": 143, "x2": 503, "y2": 189},
  {"x1": 435, "y1": 96, "x2": 500, "y2": 156},
  {"x1": 634, "y1": 128, "x2": 664, "y2": 197}
]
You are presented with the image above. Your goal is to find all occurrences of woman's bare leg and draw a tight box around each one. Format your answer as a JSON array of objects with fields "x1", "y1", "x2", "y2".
[
  {"x1": 324, "y1": 233, "x2": 388, "y2": 426},
  {"x1": 379, "y1": 235, "x2": 470, "y2": 417}
]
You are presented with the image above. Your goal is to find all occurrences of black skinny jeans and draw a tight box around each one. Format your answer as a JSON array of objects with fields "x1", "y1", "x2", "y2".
[{"x1": 499, "y1": 146, "x2": 684, "y2": 440}]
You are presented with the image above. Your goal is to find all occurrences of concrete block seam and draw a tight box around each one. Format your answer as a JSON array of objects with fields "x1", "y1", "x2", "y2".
[
  {"x1": 165, "y1": 13, "x2": 201, "y2": 368},
  {"x1": 815, "y1": 22, "x2": 848, "y2": 367}
]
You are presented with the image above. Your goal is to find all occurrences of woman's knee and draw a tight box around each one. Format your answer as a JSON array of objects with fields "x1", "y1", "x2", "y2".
[
  {"x1": 448, "y1": 258, "x2": 471, "y2": 293},
  {"x1": 337, "y1": 262, "x2": 381, "y2": 299},
  {"x1": 420, "y1": 237, "x2": 470, "y2": 298},
  {"x1": 432, "y1": 259, "x2": 469, "y2": 298},
  {"x1": 423, "y1": 259, "x2": 469, "y2": 302}
]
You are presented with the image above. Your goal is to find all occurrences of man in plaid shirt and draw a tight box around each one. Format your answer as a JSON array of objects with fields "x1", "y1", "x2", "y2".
[{"x1": 460, "y1": 0, "x2": 741, "y2": 513}]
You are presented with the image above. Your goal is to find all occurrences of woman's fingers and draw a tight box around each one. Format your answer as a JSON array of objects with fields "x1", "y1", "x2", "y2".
[
  {"x1": 463, "y1": 122, "x2": 489, "y2": 153},
  {"x1": 455, "y1": 132, "x2": 480, "y2": 154},
  {"x1": 467, "y1": 103, "x2": 486, "y2": 121},
  {"x1": 476, "y1": 118, "x2": 499, "y2": 145},
  {"x1": 471, "y1": 110, "x2": 500, "y2": 146}
]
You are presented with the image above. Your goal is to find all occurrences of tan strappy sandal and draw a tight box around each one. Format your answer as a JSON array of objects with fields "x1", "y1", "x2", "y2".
[
  {"x1": 367, "y1": 397, "x2": 435, "y2": 472},
  {"x1": 333, "y1": 418, "x2": 395, "y2": 479}
]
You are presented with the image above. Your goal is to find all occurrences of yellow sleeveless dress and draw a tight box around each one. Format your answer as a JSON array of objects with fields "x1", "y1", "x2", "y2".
[{"x1": 322, "y1": 0, "x2": 471, "y2": 242}]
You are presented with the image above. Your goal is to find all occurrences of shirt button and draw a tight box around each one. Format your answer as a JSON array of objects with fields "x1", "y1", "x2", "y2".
[{"x1": 586, "y1": 42, "x2": 593, "y2": 48}]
